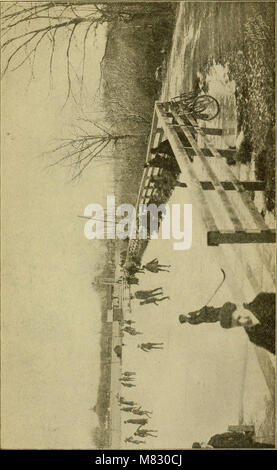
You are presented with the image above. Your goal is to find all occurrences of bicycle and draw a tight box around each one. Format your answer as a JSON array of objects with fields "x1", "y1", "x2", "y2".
[{"x1": 168, "y1": 91, "x2": 220, "y2": 121}]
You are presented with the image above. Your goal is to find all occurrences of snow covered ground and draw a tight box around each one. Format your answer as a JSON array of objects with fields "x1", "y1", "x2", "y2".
[
  {"x1": 118, "y1": 184, "x2": 275, "y2": 449},
  {"x1": 115, "y1": 4, "x2": 275, "y2": 449},
  {"x1": 111, "y1": 3, "x2": 275, "y2": 449}
]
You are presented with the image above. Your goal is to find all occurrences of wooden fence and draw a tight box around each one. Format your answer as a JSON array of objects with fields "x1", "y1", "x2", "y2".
[{"x1": 126, "y1": 99, "x2": 275, "y2": 289}]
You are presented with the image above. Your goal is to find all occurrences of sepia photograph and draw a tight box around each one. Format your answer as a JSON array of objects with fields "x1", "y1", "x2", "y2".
[{"x1": 1, "y1": 0, "x2": 276, "y2": 450}]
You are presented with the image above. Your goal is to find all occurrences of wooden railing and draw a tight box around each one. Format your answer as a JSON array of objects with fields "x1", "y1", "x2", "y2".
[{"x1": 126, "y1": 99, "x2": 275, "y2": 288}]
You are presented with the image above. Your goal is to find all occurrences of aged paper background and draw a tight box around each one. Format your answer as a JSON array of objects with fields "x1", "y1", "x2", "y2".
[{"x1": 1, "y1": 0, "x2": 276, "y2": 449}]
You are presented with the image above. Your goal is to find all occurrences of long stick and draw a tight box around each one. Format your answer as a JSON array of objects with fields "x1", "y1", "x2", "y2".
[{"x1": 206, "y1": 269, "x2": 226, "y2": 305}]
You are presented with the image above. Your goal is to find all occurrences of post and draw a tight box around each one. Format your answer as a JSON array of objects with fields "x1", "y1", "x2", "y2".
[
  {"x1": 207, "y1": 229, "x2": 276, "y2": 246},
  {"x1": 199, "y1": 181, "x2": 266, "y2": 191},
  {"x1": 201, "y1": 127, "x2": 223, "y2": 136}
]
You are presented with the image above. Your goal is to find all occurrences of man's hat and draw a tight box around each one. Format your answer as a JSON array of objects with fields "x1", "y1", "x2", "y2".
[{"x1": 179, "y1": 314, "x2": 187, "y2": 324}]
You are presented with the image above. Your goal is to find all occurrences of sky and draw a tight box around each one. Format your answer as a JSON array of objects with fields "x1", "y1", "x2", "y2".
[{"x1": 1, "y1": 6, "x2": 111, "y2": 449}]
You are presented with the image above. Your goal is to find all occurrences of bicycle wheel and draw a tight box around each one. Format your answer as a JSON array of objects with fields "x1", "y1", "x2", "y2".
[
  {"x1": 171, "y1": 90, "x2": 198, "y2": 103},
  {"x1": 192, "y1": 95, "x2": 220, "y2": 121}
]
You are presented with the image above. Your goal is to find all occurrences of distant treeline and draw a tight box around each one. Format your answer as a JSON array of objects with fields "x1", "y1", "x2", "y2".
[{"x1": 91, "y1": 243, "x2": 114, "y2": 445}]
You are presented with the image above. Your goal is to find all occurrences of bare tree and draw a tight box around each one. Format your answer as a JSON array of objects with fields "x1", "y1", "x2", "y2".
[
  {"x1": 1, "y1": 2, "x2": 146, "y2": 102},
  {"x1": 47, "y1": 117, "x2": 145, "y2": 180},
  {"x1": 1, "y1": 2, "x2": 159, "y2": 178}
]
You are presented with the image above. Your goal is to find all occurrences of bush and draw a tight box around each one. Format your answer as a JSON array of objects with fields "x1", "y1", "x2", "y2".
[{"x1": 236, "y1": 136, "x2": 253, "y2": 164}]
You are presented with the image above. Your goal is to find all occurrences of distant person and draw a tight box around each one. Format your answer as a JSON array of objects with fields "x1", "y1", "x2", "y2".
[
  {"x1": 132, "y1": 407, "x2": 152, "y2": 418},
  {"x1": 135, "y1": 428, "x2": 158, "y2": 438},
  {"x1": 125, "y1": 437, "x2": 146, "y2": 445},
  {"x1": 113, "y1": 345, "x2": 124, "y2": 359},
  {"x1": 124, "y1": 261, "x2": 144, "y2": 275},
  {"x1": 144, "y1": 154, "x2": 180, "y2": 175},
  {"x1": 140, "y1": 296, "x2": 169, "y2": 306},
  {"x1": 133, "y1": 288, "x2": 163, "y2": 299},
  {"x1": 126, "y1": 276, "x2": 139, "y2": 285},
  {"x1": 142, "y1": 258, "x2": 171, "y2": 273},
  {"x1": 121, "y1": 382, "x2": 136, "y2": 388},
  {"x1": 124, "y1": 418, "x2": 148, "y2": 426},
  {"x1": 122, "y1": 326, "x2": 143, "y2": 336},
  {"x1": 119, "y1": 376, "x2": 135, "y2": 382},
  {"x1": 150, "y1": 139, "x2": 176, "y2": 158},
  {"x1": 120, "y1": 398, "x2": 137, "y2": 406},
  {"x1": 121, "y1": 407, "x2": 135, "y2": 413},
  {"x1": 138, "y1": 342, "x2": 164, "y2": 352},
  {"x1": 192, "y1": 431, "x2": 274, "y2": 448}
]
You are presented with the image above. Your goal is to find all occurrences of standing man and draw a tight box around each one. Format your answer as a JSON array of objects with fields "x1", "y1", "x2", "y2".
[
  {"x1": 122, "y1": 326, "x2": 143, "y2": 336},
  {"x1": 140, "y1": 296, "x2": 169, "y2": 306},
  {"x1": 132, "y1": 407, "x2": 153, "y2": 418},
  {"x1": 121, "y1": 407, "x2": 136, "y2": 413},
  {"x1": 138, "y1": 343, "x2": 164, "y2": 352},
  {"x1": 133, "y1": 288, "x2": 163, "y2": 299},
  {"x1": 119, "y1": 376, "x2": 135, "y2": 382},
  {"x1": 119, "y1": 398, "x2": 137, "y2": 407},
  {"x1": 135, "y1": 428, "x2": 158, "y2": 438},
  {"x1": 124, "y1": 418, "x2": 148, "y2": 426},
  {"x1": 121, "y1": 382, "x2": 136, "y2": 388},
  {"x1": 125, "y1": 437, "x2": 146, "y2": 445},
  {"x1": 142, "y1": 258, "x2": 171, "y2": 273}
]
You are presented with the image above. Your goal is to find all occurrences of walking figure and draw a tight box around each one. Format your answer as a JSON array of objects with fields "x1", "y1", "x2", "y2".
[
  {"x1": 142, "y1": 258, "x2": 171, "y2": 273},
  {"x1": 122, "y1": 326, "x2": 143, "y2": 336},
  {"x1": 138, "y1": 342, "x2": 164, "y2": 352},
  {"x1": 124, "y1": 418, "x2": 148, "y2": 426},
  {"x1": 125, "y1": 437, "x2": 146, "y2": 445},
  {"x1": 132, "y1": 288, "x2": 163, "y2": 299},
  {"x1": 140, "y1": 296, "x2": 169, "y2": 306},
  {"x1": 121, "y1": 407, "x2": 136, "y2": 412},
  {"x1": 121, "y1": 382, "x2": 136, "y2": 388},
  {"x1": 124, "y1": 261, "x2": 144, "y2": 276},
  {"x1": 132, "y1": 406, "x2": 152, "y2": 418},
  {"x1": 119, "y1": 398, "x2": 137, "y2": 406},
  {"x1": 135, "y1": 428, "x2": 158, "y2": 438},
  {"x1": 119, "y1": 376, "x2": 135, "y2": 382}
]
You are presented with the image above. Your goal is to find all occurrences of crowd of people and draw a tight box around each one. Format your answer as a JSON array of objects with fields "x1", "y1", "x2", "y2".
[
  {"x1": 114, "y1": 138, "x2": 275, "y2": 448},
  {"x1": 118, "y1": 251, "x2": 275, "y2": 447},
  {"x1": 116, "y1": 391, "x2": 157, "y2": 445}
]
